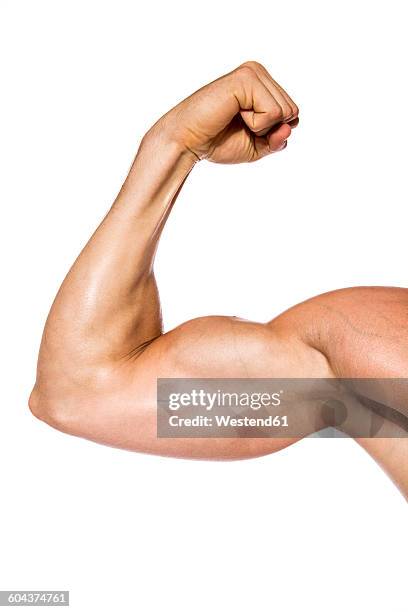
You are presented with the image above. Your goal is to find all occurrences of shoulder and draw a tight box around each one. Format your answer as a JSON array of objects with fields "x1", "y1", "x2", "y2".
[{"x1": 275, "y1": 286, "x2": 408, "y2": 377}]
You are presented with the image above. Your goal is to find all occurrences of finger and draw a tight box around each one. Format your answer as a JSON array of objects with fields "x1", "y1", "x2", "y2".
[
  {"x1": 270, "y1": 76, "x2": 299, "y2": 120},
  {"x1": 253, "y1": 131, "x2": 288, "y2": 160},
  {"x1": 257, "y1": 70, "x2": 293, "y2": 122},
  {"x1": 238, "y1": 72, "x2": 284, "y2": 135},
  {"x1": 247, "y1": 62, "x2": 299, "y2": 122},
  {"x1": 267, "y1": 122, "x2": 292, "y2": 152},
  {"x1": 254, "y1": 123, "x2": 291, "y2": 160},
  {"x1": 258, "y1": 64, "x2": 299, "y2": 120}
]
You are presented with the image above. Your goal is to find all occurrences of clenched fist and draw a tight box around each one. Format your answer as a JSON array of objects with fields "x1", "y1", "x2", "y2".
[{"x1": 148, "y1": 61, "x2": 299, "y2": 164}]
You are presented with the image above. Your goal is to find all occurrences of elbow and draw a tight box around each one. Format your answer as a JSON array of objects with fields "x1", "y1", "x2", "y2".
[
  {"x1": 28, "y1": 365, "x2": 118, "y2": 436},
  {"x1": 28, "y1": 385, "x2": 47, "y2": 422},
  {"x1": 28, "y1": 384, "x2": 77, "y2": 433}
]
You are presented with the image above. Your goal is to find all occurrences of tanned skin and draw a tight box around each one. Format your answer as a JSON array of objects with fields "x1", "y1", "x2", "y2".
[{"x1": 29, "y1": 62, "x2": 408, "y2": 499}]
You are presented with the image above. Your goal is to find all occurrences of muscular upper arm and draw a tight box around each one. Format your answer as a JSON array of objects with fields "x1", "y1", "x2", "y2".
[
  {"x1": 29, "y1": 286, "x2": 408, "y2": 458},
  {"x1": 30, "y1": 313, "x2": 328, "y2": 458}
]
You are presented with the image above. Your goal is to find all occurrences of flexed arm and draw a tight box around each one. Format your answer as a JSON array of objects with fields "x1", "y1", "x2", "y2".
[
  {"x1": 29, "y1": 61, "x2": 305, "y2": 455},
  {"x1": 29, "y1": 63, "x2": 408, "y2": 499},
  {"x1": 30, "y1": 61, "x2": 298, "y2": 397}
]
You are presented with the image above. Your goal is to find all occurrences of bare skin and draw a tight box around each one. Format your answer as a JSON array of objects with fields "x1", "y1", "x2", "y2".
[{"x1": 29, "y1": 62, "x2": 408, "y2": 499}]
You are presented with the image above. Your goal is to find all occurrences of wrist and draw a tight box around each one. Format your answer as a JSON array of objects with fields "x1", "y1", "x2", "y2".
[
  {"x1": 142, "y1": 117, "x2": 201, "y2": 165},
  {"x1": 115, "y1": 123, "x2": 197, "y2": 216}
]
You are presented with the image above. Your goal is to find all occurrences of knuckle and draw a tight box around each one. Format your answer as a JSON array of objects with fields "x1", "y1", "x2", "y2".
[
  {"x1": 237, "y1": 60, "x2": 265, "y2": 75},
  {"x1": 242, "y1": 60, "x2": 263, "y2": 71},
  {"x1": 235, "y1": 63, "x2": 256, "y2": 78}
]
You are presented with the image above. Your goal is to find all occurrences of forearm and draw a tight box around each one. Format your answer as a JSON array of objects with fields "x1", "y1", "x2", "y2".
[
  {"x1": 32, "y1": 61, "x2": 297, "y2": 402},
  {"x1": 34, "y1": 133, "x2": 196, "y2": 398}
]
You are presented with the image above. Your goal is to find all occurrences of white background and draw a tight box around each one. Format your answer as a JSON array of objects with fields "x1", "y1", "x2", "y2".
[{"x1": 1, "y1": 1, "x2": 407, "y2": 610}]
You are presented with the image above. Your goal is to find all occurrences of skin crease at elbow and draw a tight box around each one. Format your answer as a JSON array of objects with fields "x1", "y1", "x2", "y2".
[{"x1": 28, "y1": 61, "x2": 408, "y2": 501}]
